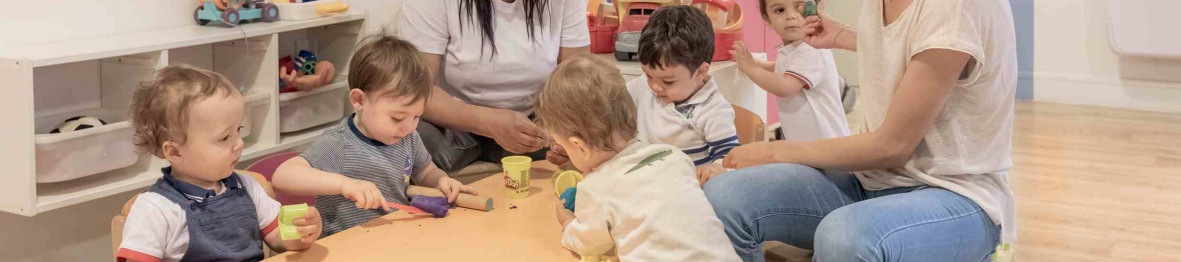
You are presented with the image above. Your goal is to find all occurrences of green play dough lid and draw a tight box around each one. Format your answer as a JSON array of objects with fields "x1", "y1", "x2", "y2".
[
  {"x1": 804, "y1": 1, "x2": 818, "y2": 17},
  {"x1": 553, "y1": 170, "x2": 584, "y2": 197}
]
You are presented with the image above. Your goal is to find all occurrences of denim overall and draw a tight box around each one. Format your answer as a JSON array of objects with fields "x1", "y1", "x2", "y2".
[{"x1": 150, "y1": 168, "x2": 264, "y2": 262}]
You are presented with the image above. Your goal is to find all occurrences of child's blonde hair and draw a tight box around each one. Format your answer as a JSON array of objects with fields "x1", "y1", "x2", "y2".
[
  {"x1": 129, "y1": 65, "x2": 241, "y2": 158},
  {"x1": 348, "y1": 33, "x2": 432, "y2": 103},
  {"x1": 534, "y1": 54, "x2": 637, "y2": 152}
]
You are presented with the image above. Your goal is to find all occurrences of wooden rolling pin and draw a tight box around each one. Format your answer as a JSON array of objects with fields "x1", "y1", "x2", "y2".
[{"x1": 407, "y1": 185, "x2": 494, "y2": 211}]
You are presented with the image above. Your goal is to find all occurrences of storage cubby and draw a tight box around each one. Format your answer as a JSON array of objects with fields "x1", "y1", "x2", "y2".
[{"x1": 0, "y1": 12, "x2": 366, "y2": 216}]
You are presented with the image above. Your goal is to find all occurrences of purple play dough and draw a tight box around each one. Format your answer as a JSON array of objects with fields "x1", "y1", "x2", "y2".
[{"x1": 410, "y1": 196, "x2": 451, "y2": 218}]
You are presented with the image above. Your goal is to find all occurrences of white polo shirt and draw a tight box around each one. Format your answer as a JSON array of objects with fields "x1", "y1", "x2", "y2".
[
  {"x1": 628, "y1": 76, "x2": 740, "y2": 166},
  {"x1": 774, "y1": 41, "x2": 850, "y2": 142}
]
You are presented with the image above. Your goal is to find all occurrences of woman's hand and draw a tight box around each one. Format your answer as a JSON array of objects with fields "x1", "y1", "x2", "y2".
[
  {"x1": 483, "y1": 109, "x2": 548, "y2": 154},
  {"x1": 803, "y1": 13, "x2": 856, "y2": 51},
  {"x1": 722, "y1": 141, "x2": 783, "y2": 169}
]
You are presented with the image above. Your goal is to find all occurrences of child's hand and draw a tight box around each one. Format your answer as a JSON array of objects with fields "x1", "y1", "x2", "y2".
[
  {"x1": 547, "y1": 143, "x2": 571, "y2": 167},
  {"x1": 696, "y1": 163, "x2": 728, "y2": 188},
  {"x1": 723, "y1": 141, "x2": 781, "y2": 169},
  {"x1": 291, "y1": 206, "x2": 323, "y2": 245},
  {"x1": 803, "y1": 13, "x2": 846, "y2": 49},
  {"x1": 729, "y1": 41, "x2": 757, "y2": 69},
  {"x1": 340, "y1": 179, "x2": 386, "y2": 209},
  {"x1": 436, "y1": 177, "x2": 478, "y2": 203},
  {"x1": 556, "y1": 199, "x2": 575, "y2": 228}
]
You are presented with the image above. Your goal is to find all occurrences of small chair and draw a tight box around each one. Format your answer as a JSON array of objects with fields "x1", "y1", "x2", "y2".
[
  {"x1": 244, "y1": 152, "x2": 316, "y2": 206},
  {"x1": 112, "y1": 170, "x2": 277, "y2": 260},
  {"x1": 733, "y1": 105, "x2": 766, "y2": 144}
]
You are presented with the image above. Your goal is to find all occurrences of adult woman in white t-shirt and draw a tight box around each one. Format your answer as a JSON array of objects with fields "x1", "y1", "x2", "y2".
[
  {"x1": 701, "y1": 0, "x2": 1017, "y2": 261},
  {"x1": 401, "y1": 0, "x2": 590, "y2": 172}
]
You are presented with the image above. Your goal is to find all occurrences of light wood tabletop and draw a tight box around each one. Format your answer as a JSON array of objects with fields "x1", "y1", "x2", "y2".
[{"x1": 264, "y1": 161, "x2": 583, "y2": 261}]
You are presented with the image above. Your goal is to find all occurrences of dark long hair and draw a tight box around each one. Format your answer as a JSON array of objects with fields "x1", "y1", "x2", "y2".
[{"x1": 458, "y1": 0, "x2": 548, "y2": 58}]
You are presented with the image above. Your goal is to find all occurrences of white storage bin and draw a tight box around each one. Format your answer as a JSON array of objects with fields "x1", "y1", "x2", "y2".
[
  {"x1": 34, "y1": 108, "x2": 137, "y2": 183},
  {"x1": 279, "y1": 80, "x2": 347, "y2": 133},
  {"x1": 240, "y1": 92, "x2": 269, "y2": 138},
  {"x1": 274, "y1": 2, "x2": 322, "y2": 21}
]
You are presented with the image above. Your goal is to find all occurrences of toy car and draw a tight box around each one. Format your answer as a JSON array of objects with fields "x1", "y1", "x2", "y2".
[
  {"x1": 613, "y1": 0, "x2": 689, "y2": 61},
  {"x1": 195, "y1": 0, "x2": 280, "y2": 27}
]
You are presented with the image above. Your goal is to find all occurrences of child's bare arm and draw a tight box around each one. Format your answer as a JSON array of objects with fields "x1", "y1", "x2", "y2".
[
  {"x1": 730, "y1": 42, "x2": 808, "y2": 98},
  {"x1": 271, "y1": 156, "x2": 386, "y2": 209}
]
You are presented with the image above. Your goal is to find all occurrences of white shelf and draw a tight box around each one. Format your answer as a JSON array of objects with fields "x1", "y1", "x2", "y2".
[
  {"x1": 0, "y1": 12, "x2": 366, "y2": 216},
  {"x1": 0, "y1": 12, "x2": 365, "y2": 68},
  {"x1": 35, "y1": 159, "x2": 166, "y2": 212}
]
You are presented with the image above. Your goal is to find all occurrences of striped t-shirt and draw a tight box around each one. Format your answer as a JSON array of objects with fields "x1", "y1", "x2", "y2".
[
  {"x1": 629, "y1": 76, "x2": 741, "y2": 166},
  {"x1": 301, "y1": 114, "x2": 432, "y2": 236}
]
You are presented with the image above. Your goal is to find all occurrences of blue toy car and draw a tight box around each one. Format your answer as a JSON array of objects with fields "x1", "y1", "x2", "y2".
[{"x1": 195, "y1": 0, "x2": 279, "y2": 27}]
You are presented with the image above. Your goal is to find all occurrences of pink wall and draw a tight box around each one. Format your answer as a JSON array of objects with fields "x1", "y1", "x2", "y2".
[{"x1": 735, "y1": 0, "x2": 782, "y2": 125}]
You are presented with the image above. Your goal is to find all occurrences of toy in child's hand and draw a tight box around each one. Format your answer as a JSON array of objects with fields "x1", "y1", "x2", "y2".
[
  {"x1": 560, "y1": 187, "x2": 577, "y2": 212},
  {"x1": 50, "y1": 116, "x2": 107, "y2": 134},
  {"x1": 279, "y1": 203, "x2": 309, "y2": 240},
  {"x1": 278, "y1": 51, "x2": 336, "y2": 92},
  {"x1": 803, "y1": 0, "x2": 819, "y2": 17}
]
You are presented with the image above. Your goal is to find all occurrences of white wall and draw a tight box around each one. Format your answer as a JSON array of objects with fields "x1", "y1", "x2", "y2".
[
  {"x1": 1032, "y1": 0, "x2": 1181, "y2": 112},
  {"x1": 0, "y1": 0, "x2": 403, "y2": 260}
]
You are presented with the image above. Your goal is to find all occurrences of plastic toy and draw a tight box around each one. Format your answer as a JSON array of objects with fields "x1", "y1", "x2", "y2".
[
  {"x1": 803, "y1": 0, "x2": 818, "y2": 17},
  {"x1": 588, "y1": 1, "x2": 620, "y2": 54},
  {"x1": 692, "y1": 0, "x2": 744, "y2": 61},
  {"x1": 612, "y1": 0, "x2": 667, "y2": 61},
  {"x1": 315, "y1": 1, "x2": 349, "y2": 16},
  {"x1": 278, "y1": 50, "x2": 336, "y2": 92},
  {"x1": 552, "y1": 170, "x2": 584, "y2": 197},
  {"x1": 50, "y1": 116, "x2": 107, "y2": 134},
  {"x1": 278, "y1": 203, "x2": 309, "y2": 240},
  {"x1": 407, "y1": 185, "x2": 495, "y2": 211},
  {"x1": 502, "y1": 156, "x2": 533, "y2": 199},
  {"x1": 194, "y1": 0, "x2": 280, "y2": 27}
]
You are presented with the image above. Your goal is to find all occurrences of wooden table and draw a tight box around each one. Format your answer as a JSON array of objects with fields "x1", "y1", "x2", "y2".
[{"x1": 265, "y1": 161, "x2": 581, "y2": 261}]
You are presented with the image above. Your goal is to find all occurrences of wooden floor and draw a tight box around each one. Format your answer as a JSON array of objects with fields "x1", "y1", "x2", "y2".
[
  {"x1": 1010, "y1": 102, "x2": 1181, "y2": 262},
  {"x1": 764, "y1": 101, "x2": 1181, "y2": 262}
]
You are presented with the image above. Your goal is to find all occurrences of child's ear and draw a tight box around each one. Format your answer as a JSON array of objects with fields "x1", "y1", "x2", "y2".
[
  {"x1": 161, "y1": 141, "x2": 183, "y2": 164},
  {"x1": 348, "y1": 89, "x2": 367, "y2": 111},
  {"x1": 693, "y1": 62, "x2": 711, "y2": 81},
  {"x1": 568, "y1": 136, "x2": 591, "y2": 159}
]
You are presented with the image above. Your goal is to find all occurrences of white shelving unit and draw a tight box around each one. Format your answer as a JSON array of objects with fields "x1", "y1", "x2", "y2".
[{"x1": 0, "y1": 12, "x2": 367, "y2": 216}]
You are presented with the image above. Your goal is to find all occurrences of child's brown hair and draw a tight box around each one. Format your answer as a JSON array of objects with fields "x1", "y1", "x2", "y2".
[
  {"x1": 347, "y1": 33, "x2": 432, "y2": 103},
  {"x1": 534, "y1": 54, "x2": 637, "y2": 152},
  {"x1": 129, "y1": 65, "x2": 241, "y2": 158}
]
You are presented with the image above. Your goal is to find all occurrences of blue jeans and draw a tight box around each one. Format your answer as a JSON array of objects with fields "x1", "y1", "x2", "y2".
[{"x1": 703, "y1": 164, "x2": 1000, "y2": 262}]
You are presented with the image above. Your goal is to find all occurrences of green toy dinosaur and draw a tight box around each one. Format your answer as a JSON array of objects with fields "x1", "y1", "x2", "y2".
[{"x1": 804, "y1": 0, "x2": 818, "y2": 17}]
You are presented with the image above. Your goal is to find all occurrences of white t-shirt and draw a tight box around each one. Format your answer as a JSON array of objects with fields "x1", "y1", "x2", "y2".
[
  {"x1": 628, "y1": 76, "x2": 740, "y2": 166},
  {"x1": 562, "y1": 141, "x2": 740, "y2": 261},
  {"x1": 852, "y1": 0, "x2": 1018, "y2": 243},
  {"x1": 774, "y1": 41, "x2": 850, "y2": 142},
  {"x1": 401, "y1": 0, "x2": 591, "y2": 113},
  {"x1": 117, "y1": 173, "x2": 281, "y2": 262}
]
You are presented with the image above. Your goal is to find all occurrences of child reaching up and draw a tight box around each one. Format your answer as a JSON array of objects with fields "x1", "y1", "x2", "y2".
[
  {"x1": 538, "y1": 54, "x2": 739, "y2": 261},
  {"x1": 271, "y1": 34, "x2": 476, "y2": 237},
  {"x1": 730, "y1": 0, "x2": 849, "y2": 143},
  {"x1": 119, "y1": 65, "x2": 322, "y2": 262}
]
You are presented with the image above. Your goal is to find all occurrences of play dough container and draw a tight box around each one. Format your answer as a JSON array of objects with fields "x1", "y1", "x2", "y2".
[
  {"x1": 552, "y1": 170, "x2": 585, "y2": 197},
  {"x1": 501, "y1": 156, "x2": 532, "y2": 199},
  {"x1": 278, "y1": 203, "x2": 309, "y2": 240}
]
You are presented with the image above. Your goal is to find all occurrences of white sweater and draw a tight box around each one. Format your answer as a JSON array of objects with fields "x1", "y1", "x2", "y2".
[{"x1": 561, "y1": 141, "x2": 740, "y2": 261}]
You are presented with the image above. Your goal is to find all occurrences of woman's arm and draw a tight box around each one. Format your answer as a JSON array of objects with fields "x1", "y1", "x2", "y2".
[
  {"x1": 724, "y1": 48, "x2": 971, "y2": 170},
  {"x1": 558, "y1": 46, "x2": 590, "y2": 64}
]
